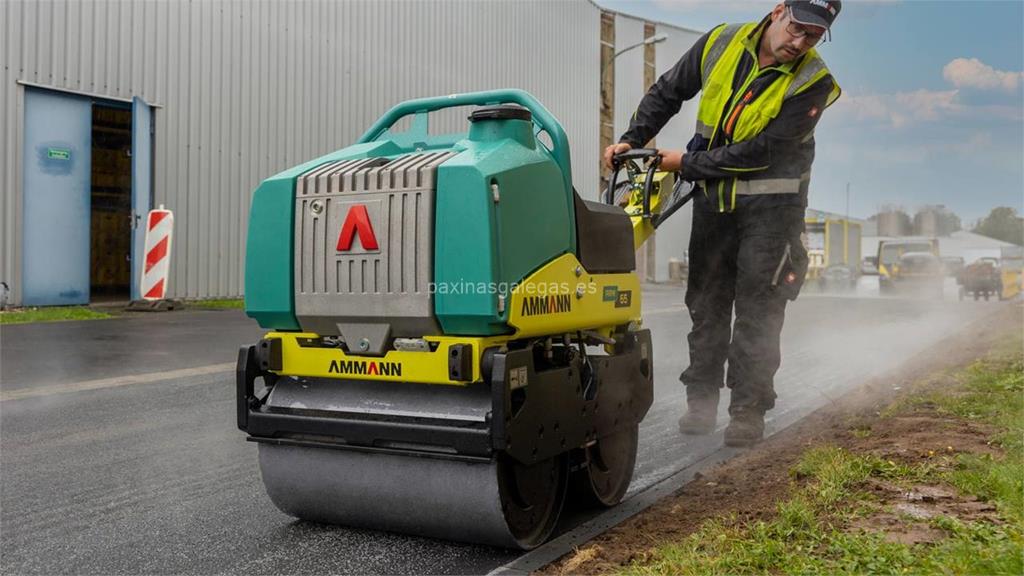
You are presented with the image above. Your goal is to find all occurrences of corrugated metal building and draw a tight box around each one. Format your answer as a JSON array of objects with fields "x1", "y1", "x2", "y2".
[{"x1": 1, "y1": 0, "x2": 701, "y2": 306}]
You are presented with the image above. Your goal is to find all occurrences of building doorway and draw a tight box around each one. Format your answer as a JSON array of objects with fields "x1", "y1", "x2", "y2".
[
  {"x1": 22, "y1": 87, "x2": 154, "y2": 306},
  {"x1": 89, "y1": 105, "x2": 133, "y2": 301}
]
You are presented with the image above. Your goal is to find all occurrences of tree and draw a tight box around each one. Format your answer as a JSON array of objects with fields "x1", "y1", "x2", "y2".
[
  {"x1": 974, "y1": 207, "x2": 1024, "y2": 246},
  {"x1": 937, "y1": 210, "x2": 962, "y2": 236},
  {"x1": 913, "y1": 206, "x2": 962, "y2": 236}
]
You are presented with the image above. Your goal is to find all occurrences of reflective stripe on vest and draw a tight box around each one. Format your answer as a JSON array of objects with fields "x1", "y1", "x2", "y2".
[
  {"x1": 786, "y1": 56, "x2": 842, "y2": 106},
  {"x1": 701, "y1": 23, "x2": 744, "y2": 84},
  {"x1": 735, "y1": 174, "x2": 809, "y2": 195},
  {"x1": 696, "y1": 119, "x2": 714, "y2": 139}
]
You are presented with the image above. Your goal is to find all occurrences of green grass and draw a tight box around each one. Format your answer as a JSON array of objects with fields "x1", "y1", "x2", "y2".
[
  {"x1": 619, "y1": 342, "x2": 1024, "y2": 576},
  {"x1": 187, "y1": 298, "x2": 244, "y2": 310},
  {"x1": 0, "y1": 297, "x2": 246, "y2": 324},
  {"x1": 939, "y1": 358, "x2": 1024, "y2": 524},
  {"x1": 0, "y1": 306, "x2": 112, "y2": 325}
]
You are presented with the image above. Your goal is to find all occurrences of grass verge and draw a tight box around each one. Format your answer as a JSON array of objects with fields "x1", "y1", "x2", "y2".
[
  {"x1": 0, "y1": 306, "x2": 113, "y2": 325},
  {"x1": 619, "y1": 340, "x2": 1024, "y2": 576},
  {"x1": 187, "y1": 298, "x2": 244, "y2": 310}
]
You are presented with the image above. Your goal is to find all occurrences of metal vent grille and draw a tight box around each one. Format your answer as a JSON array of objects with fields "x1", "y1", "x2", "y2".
[{"x1": 293, "y1": 151, "x2": 456, "y2": 341}]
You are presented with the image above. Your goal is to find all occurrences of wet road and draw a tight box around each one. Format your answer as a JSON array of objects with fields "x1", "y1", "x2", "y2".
[
  {"x1": 0, "y1": 289, "x2": 1002, "y2": 574},
  {"x1": 0, "y1": 310, "x2": 265, "y2": 392}
]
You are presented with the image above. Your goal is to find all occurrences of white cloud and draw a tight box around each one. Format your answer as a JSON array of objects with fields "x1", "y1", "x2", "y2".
[
  {"x1": 830, "y1": 89, "x2": 962, "y2": 128},
  {"x1": 829, "y1": 58, "x2": 1023, "y2": 129},
  {"x1": 820, "y1": 130, "x2": 997, "y2": 170},
  {"x1": 943, "y1": 58, "x2": 1024, "y2": 93}
]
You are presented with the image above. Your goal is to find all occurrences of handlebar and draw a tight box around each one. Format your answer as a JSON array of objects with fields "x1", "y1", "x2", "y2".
[
  {"x1": 357, "y1": 89, "x2": 573, "y2": 197},
  {"x1": 605, "y1": 149, "x2": 661, "y2": 219}
]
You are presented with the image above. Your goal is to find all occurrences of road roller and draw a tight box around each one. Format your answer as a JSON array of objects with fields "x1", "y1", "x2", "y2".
[{"x1": 236, "y1": 89, "x2": 692, "y2": 548}]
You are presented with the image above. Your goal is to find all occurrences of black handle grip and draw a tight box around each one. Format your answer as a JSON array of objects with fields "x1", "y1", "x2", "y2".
[
  {"x1": 611, "y1": 148, "x2": 660, "y2": 165},
  {"x1": 606, "y1": 149, "x2": 662, "y2": 206}
]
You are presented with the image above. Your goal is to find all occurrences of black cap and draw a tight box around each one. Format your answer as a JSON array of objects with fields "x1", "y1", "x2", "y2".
[
  {"x1": 468, "y1": 105, "x2": 532, "y2": 123},
  {"x1": 785, "y1": 0, "x2": 841, "y2": 31}
]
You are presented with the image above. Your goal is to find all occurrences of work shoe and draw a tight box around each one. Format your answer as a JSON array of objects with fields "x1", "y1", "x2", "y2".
[
  {"x1": 724, "y1": 409, "x2": 765, "y2": 447},
  {"x1": 678, "y1": 391, "x2": 720, "y2": 435}
]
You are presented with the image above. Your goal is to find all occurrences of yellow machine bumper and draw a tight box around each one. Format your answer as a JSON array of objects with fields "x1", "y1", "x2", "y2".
[{"x1": 262, "y1": 332, "x2": 509, "y2": 386}]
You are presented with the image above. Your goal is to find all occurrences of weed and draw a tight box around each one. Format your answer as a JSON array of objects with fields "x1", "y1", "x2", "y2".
[
  {"x1": 0, "y1": 306, "x2": 112, "y2": 324},
  {"x1": 188, "y1": 298, "x2": 244, "y2": 310}
]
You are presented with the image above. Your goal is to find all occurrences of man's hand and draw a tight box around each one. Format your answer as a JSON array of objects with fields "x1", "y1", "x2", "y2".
[
  {"x1": 657, "y1": 149, "x2": 684, "y2": 172},
  {"x1": 603, "y1": 142, "x2": 633, "y2": 169}
]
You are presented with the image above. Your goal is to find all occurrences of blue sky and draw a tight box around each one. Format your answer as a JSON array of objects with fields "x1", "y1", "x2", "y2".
[{"x1": 594, "y1": 0, "x2": 1024, "y2": 225}]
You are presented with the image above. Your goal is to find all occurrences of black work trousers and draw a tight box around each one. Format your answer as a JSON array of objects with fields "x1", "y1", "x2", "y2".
[{"x1": 680, "y1": 201, "x2": 808, "y2": 416}]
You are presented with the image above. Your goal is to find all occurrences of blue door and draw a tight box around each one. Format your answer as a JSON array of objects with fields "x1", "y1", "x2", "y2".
[
  {"x1": 22, "y1": 89, "x2": 92, "y2": 306},
  {"x1": 130, "y1": 97, "x2": 154, "y2": 300}
]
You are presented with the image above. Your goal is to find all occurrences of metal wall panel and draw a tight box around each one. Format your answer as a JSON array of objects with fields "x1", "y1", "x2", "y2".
[
  {"x1": 1, "y1": 0, "x2": 698, "y2": 303},
  {"x1": 612, "y1": 15, "x2": 646, "y2": 153},
  {"x1": 607, "y1": 11, "x2": 703, "y2": 281},
  {"x1": 653, "y1": 24, "x2": 703, "y2": 282}
]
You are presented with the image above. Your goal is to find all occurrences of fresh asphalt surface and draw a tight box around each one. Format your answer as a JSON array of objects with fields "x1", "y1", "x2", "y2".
[
  {"x1": 0, "y1": 310, "x2": 265, "y2": 392},
  {"x1": 0, "y1": 282, "x2": 1003, "y2": 574}
]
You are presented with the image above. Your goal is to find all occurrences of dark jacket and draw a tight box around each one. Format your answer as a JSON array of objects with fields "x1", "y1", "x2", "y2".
[{"x1": 619, "y1": 17, "x2": 834, "y2": 210}]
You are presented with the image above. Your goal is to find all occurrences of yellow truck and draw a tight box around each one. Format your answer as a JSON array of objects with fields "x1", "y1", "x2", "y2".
[{"x1": 877, "y1": 238, "x2": 940, "y2": 295}]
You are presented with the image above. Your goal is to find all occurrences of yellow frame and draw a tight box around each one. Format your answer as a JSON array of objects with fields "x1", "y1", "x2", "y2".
[
  {"x1": 506, "y1": 253, "x2": 641, "y2": 338},
  {"x1": 264, "y1": 332, "x2": 510, "y2": 386}
]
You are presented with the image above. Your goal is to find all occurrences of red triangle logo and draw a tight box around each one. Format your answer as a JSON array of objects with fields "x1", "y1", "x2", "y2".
[{"x1": 336, "y1": 205, "x2": 379, "y2": 252}]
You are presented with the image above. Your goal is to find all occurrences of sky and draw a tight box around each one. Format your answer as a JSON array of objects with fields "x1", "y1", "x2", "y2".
[{"x1": 593, "y1": 0, "x2": 1024, "y2": 225}]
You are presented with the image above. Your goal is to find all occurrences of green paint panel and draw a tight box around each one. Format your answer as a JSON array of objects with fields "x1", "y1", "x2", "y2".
[{"x1": 434, "y1": 117, "x2": 574, "y2": 335}]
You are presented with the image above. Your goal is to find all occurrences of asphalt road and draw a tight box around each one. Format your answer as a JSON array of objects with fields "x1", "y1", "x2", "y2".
[
  {"x1": 0, "y1": 287, "x2": 1004, "y2": 574},
  {"x1": 0, "y1": 310, "x2": 266, "y2": 392}
]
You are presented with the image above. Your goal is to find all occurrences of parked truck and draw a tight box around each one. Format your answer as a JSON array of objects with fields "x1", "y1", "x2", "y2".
[
  {"x1": 877, "y1": 238, "x2": 939, "y2": 295},
  {"x1": 961, "y1": 258, "x2": 1002, "y2": 301}
]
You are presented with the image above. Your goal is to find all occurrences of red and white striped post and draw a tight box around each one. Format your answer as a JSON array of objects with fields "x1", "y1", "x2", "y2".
[{"x1": 141, "y1": 206, "x2": 174, "y2": 300}]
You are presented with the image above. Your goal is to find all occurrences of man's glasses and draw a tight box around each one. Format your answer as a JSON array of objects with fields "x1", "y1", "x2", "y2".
[{"x1": 785, "y1": 8, "x2": 829, "y2": 46}]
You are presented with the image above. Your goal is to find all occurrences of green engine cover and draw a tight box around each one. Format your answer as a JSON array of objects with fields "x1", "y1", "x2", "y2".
[
  {"x1": 244, "y1": 90, "x2": 576, "y2": 335},
  {"x1": 433, "y1": 116, "x2": 573, "y2": 334}
]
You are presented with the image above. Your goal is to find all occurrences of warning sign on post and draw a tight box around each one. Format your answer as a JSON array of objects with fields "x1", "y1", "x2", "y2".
[{"x1": 141, "y1": 208, "x2": 174, "y2": 300}]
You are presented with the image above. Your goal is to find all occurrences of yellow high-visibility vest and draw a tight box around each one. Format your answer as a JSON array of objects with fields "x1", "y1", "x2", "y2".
[{"x1": 695, "y1": 21, "x2": 841, "y2": 211}]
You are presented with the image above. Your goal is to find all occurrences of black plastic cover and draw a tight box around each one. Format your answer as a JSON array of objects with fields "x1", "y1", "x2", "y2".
[
  {"x1": 448, "y1": 343, "x2": 473, "y2": 382},
  {"x1": 468, "y1": 105, "x2": 532, "y2": 123},
  {"x1": 574, "y1": 191, "x2": 636, "y2": 274}
]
